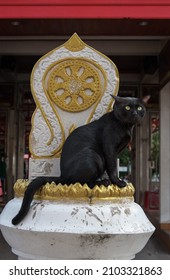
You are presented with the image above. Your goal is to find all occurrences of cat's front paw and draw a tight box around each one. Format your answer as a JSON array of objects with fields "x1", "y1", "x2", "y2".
[
  {"x1": 117, "y1": 180, "x2": 127, "y2": 188},
  {"x1": 111, "y1": 178, "x2": 127, "y2": 188}
]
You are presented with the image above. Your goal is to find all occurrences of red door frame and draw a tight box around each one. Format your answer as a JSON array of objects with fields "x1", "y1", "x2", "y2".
[{"x1": 1, "y1": 0, "x2": 170, "y2": 19}]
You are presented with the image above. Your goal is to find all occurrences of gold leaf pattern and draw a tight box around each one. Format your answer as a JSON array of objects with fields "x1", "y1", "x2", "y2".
[{"x1": 14, "y1": 179, "x2": 135, "y2": 202}]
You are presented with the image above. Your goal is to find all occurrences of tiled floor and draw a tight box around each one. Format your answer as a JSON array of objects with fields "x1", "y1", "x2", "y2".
[
  {"x1": 135, "y1": 234, "x2": 170, "y2": 260},
  {"x1": 0, "y1": 231, "x2": 17, "y2": 260},
  {"x1": 0, "y1": 230, "x2": 169, "y2": 260}
]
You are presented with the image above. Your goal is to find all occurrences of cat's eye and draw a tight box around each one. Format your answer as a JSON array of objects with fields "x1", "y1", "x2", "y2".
[
  {"x1": 137, "y1": 106, "x2": 143, "y2": 111},
  {"x1": 125, "y1": 106, "x2": 131, "y2": 111}
]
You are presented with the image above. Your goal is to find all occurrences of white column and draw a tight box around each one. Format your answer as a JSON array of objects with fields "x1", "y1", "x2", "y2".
[
  {"x1": 160, "y1": 82, "x2": 170, "y2": 223},
  {"x1": 141, "y1": 113, "x2": 150, "y2": 192},
  {"x1": 135, "y1": 112, "x2": 149, "y2": 204}
]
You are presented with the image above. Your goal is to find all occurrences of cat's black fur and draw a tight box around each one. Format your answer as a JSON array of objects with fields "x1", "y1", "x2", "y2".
[{"x1": 12, "y1": 95, "x2": 148, "y2": 225}]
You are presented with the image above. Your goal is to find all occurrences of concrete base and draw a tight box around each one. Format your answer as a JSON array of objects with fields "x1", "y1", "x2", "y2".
[{"x1": 0, "y1": 197, "x2": 155, "y2": 260}]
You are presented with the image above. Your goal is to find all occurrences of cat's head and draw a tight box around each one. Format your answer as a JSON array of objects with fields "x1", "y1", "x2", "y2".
[{"x1": 111, "y1": 95, "x2": 150, "y2": 124}]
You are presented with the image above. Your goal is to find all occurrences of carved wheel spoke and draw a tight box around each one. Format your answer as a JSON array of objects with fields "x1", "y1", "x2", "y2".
[
  {"x1": 59, "y1": 68, "x2": 70, "y2": 80},
  {"x1": 56, "y1": 90, "x2": 71, "y2": 104},
  {"x1": 82, "y1": 81, "x2": 96, "y2": 92},
  {"x1": 78, "y1": 91, "x2": 92, "y2": 101},
  {"x1": 52, "y1": 82, "x2": 67, "y2": 93},
  {"x1": 70, "y1": 64, "x2": 83, "y2": 77}
]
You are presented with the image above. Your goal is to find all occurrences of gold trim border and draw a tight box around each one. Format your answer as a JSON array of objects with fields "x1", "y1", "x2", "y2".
[{"x1": 14, "y1": 179, "x2": 135, "y2": 202}]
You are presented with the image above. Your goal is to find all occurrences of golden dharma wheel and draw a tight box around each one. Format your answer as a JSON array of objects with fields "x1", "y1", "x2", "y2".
[{"x1": 47, "y1": 58, "x2": 102, "y2": 112}]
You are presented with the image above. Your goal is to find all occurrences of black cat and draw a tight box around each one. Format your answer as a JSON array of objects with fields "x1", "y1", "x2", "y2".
[{"x1": 12, "y1": 95, "x2": 149, "y2": 225}]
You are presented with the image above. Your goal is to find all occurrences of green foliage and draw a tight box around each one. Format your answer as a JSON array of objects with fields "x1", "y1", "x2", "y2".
[
  {"x1": 119, "y1": 147, "x2": 131, "y2": 166},
  {"x1": 151, "y1": 131, "x2": 159, "y2": 160}
]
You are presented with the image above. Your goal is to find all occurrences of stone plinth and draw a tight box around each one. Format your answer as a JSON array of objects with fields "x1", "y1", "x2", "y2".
[{"x1": 0, "y1": 181, "x2": 155, "y2": 260}]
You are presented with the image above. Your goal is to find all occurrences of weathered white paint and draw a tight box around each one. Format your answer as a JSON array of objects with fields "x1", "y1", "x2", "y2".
[{"x1": 0, "y1": 198, "x2": 155, "y2": 260}]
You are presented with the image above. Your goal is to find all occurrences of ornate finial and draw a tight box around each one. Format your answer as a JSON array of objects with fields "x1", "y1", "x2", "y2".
[{"x1": 64, "y1": 33, "x2": 86, "y2": 52}]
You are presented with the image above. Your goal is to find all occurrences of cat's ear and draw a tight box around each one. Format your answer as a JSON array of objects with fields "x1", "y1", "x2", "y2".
[
  {"x1": 110, "y1": 95, "x2": 124, "y2": 103},
  {"x1": 142, "y1": 95, "x2": 150, "y2": 104}
]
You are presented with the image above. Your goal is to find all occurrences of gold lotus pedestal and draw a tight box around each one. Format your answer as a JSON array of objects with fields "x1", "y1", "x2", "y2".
[{"x1": 0, "y1": 181, "x2": 155, "y2": 259}]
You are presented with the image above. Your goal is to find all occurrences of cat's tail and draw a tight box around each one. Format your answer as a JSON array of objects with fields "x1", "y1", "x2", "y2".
[{"x1": 12, "y1": 176, "x2": 66, "y2": 225}]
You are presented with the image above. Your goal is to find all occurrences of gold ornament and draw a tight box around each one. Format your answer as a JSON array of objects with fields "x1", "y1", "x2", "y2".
[
  {"x1": 14, "y1": 179, "x2": 135, "y2": 202},
  {"x1": 64, "y1": 33, "x2": 85, "y2": 52},
  {"x1": 47, "y1": 58, "x2": 102, "y2": 112}
]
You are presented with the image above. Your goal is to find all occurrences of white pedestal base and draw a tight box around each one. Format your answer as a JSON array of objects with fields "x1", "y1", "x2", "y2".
[{"x1": 0, "y1": 197, "x2": 155, "y2": 260}]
